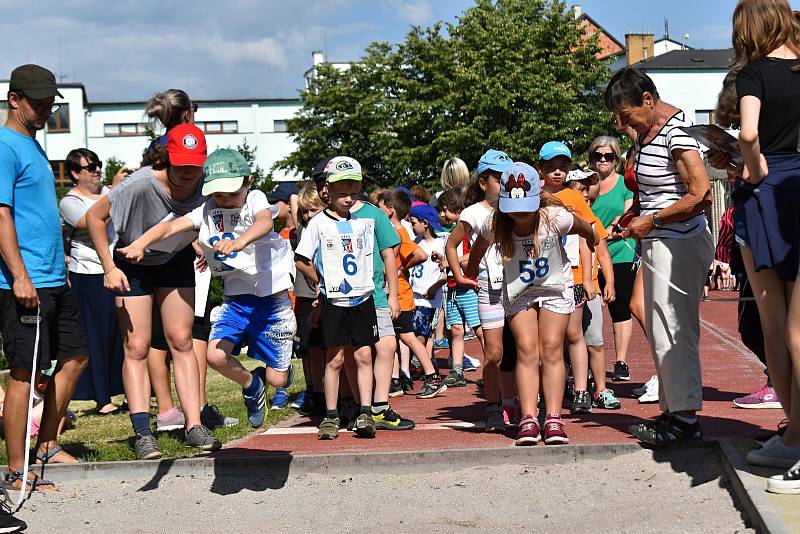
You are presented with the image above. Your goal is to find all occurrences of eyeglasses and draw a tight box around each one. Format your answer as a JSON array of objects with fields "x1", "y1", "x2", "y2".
[
  {"x1": 16, "y1": 92, "x2": 60, "y2": 114},
  {"x1": 190, "y1": 103, "x2": 198, "y2": 113},
  {"x1": 79, "y1": 162, "x2": 102, "y2": 173},
  {"x1": 591, "y1": 152, "x2": 616, "y2": 162}
]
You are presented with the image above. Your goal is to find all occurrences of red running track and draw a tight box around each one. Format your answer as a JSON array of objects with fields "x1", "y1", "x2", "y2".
[{"x1": 218, "y1": 292, "x2": 784, "y2": 457}]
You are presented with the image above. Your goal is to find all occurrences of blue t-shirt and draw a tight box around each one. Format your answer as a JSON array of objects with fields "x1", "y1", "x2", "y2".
[{"x1": 0, "y1": 128, "x2": 66, "y2": 288}]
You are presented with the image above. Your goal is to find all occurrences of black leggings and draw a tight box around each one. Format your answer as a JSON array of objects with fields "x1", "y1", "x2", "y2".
[{"x1": 599, "y1": 262, "x2": 638, "y2": 323}]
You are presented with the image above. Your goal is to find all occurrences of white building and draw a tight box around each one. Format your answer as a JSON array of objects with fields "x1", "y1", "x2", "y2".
[{"x1": 0, "y1": 81, "x2": 303, "y2": 187}]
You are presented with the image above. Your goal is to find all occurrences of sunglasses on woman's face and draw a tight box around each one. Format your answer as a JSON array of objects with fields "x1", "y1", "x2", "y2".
[
  {"x1": 591, "y1": 152, "x2": 616, "y2": 162},
  {"x1": 80, "y1": 162, "x2": 102, "y2": 173},
  {"x1": 190, "y1": 103, "x2": 198, "y2": 112}
]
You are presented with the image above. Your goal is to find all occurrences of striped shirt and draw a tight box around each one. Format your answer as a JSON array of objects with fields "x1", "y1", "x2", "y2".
[{"x1": 635, "y1": 110, "x2": 707, "y2": 239}]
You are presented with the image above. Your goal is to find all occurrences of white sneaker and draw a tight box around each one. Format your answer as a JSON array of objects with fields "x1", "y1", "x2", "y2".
[
  {"x1": 747, "y1": 437, "x2": 800, "y2": 469},
  {"x1": 633, "y1": 375, "x2": 657, "y2": 397},
  {"x1": 637, "y1": 376, "x2": 659, "y2": 404},
  {"x1": 767, "y1": 459, "x2": 800, "y2": 494}
]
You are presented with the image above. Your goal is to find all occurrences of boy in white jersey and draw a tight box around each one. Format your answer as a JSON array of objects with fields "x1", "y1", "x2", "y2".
[
  {"x1": 295, "y1": 157, "x2": 379, "y2": 440},
  {"x1": 408, "y1": 204, "x2": 447, "y2": 364},
  {"x1": 118, "y1": 149, "x2": 297, "y2": 430}
]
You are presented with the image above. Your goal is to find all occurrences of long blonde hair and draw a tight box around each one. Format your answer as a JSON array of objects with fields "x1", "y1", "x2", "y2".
[
  {"x1": 492, "y1": 195, "x2": 565, "y2": 264},
  {"x1": 732, "y1": 0, "x2": 800, "y2": 70}
]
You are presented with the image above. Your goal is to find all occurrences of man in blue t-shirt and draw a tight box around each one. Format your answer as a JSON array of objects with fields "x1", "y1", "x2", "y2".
[{"x1": 0, "y1": 65, "x2": 88, "y2": 493}]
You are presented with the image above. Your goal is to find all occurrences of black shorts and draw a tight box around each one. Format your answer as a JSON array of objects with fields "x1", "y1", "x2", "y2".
[
  {"x1": 499, "y1": 321, "x2": 518, "y2": 372},
  {"x1": 319, "y1": 297, "x2": 378, "y2": 349},
  {"x1": 294, "y1": 296, "x2": 323, "y2": 352},
  {"x1": 392, "y1": 310, "x2": 415, "y2": 334},
  {"x1": 115, "y1": 244, "x2": 196, "y2": 297},
  {"x1": 192, "y1": 296, "x2": 213, "y2": 342},
  {"x1": 0, "y1": 285, "x2": 88, "y2": 370},
  {"x1": 600, "y1": 262, "x2": 638, "y2": 323}
]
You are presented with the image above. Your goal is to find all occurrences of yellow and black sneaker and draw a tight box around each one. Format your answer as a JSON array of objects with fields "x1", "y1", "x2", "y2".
[{"x1": 372, "y1": 406, "x2": 415, "y2": 430}]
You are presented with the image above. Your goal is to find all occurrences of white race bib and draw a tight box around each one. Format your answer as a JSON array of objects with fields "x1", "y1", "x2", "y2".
[
  {"x1": 320, "y1": 219, "x2": 375, "y2": 299},
  {"x1": 504, "y1": 236, "x2": 566, "y2": 304},
  {"x1": 410, "y1": 256, "x2": 442, "y2": 296},
  {"x1": 200, "y1": 206, "x2": 258, "y2": 276},
  {"x1": 563, "y1": 234, "x2": 580, "y2": 266}
]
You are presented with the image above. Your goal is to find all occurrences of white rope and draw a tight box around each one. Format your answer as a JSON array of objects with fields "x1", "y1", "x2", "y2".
[
  {"x1": 621, "y1": 239, "x2": 688, "y2": 295},
  {"x1": 17, "y1": 306, "x2": 40, "y2": 506}
]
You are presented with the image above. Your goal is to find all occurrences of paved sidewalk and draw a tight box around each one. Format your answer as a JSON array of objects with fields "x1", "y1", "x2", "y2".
[{"x1": 223, "y1": 292, "x2": 784, "y2": 457}]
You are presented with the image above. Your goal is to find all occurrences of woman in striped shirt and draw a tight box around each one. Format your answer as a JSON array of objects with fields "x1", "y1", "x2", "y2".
[{"x1": 604, "y1": 67, "x2": 714, "y2": 446}]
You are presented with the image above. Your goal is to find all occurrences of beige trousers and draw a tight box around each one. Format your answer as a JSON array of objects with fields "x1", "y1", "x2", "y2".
[{"x1": 641, "y1": 229, "x2": 714, "y2": 413}]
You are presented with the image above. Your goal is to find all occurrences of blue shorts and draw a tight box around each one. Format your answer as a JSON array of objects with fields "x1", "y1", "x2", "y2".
[
  {"x1": 445, "y1": 287, "x2": 481, "y2": 329},
  {"x1": 414, "y1": 306, "x2": 436, "y2": 338},
  {"x1": 209, "y1": 292, "x2": 297, "y2": 371}
]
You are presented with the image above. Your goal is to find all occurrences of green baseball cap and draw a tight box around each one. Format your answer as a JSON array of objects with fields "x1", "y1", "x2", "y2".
[{"x1": 202, "y1": 148, "x2": 251, "y2": 195}]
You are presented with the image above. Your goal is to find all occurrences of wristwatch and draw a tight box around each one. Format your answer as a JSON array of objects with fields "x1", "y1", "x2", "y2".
[{"x1": 652, "y1": 212, "x2": 664, "y2": 228}]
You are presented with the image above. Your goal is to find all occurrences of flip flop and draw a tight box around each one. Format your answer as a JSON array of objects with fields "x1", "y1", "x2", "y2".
[
  {"x1": 32, "y1": 444, "x2": 84, "y2": 465},
  {"x1": 3, "y1": 469, "x2": 56, "y2": 492}
]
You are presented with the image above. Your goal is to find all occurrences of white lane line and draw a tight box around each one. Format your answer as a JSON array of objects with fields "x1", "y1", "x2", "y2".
[{"x1": 261, "y1": 421, "x2": 484, "y2": 435}]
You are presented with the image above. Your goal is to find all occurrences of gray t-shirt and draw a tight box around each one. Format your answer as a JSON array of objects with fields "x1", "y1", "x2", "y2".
[{"x1": 107, "y1": 166, "x2": 204, "y2": 266}]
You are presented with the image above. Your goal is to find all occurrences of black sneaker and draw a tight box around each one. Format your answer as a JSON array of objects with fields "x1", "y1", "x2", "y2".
[
  {"x1": 400, "y1": 375, "x2": 414, "y2": 394},
  {"x1": 338, "y1": 398, "x2": 359, "y2": 431},
  {"x1": 754, "y1": 424, "x2": 788, "y2": 448},
  {"x1": 418, "y1": 375, "x2": 447, "y2": 399},
  {"x1": 767, "y1": 459, "x2": 800, "y2": 494},
  {"x1": 201, "y1": 404, "x2": 239, "y2": 429},
  {"x1": 373, "y1": 406, "x2": 415, "y2": 430},
  {"x1": 571, "y1": 390, "x2": 592, "y2": 414},
  {"x1": 353, "y1": 412, "x2": 377, "y2": 438},
  {"x1": 0, "y1": 512, "x2": 26, "y2": 533},
  {"x1": 612, "y1": 360, "x2": 630, "y2": 381},
  {"x1": 388, "y1": 378, "x2": 404, "y2": 397},
  {"x1": 444, "y1": 370, "x2": 466, "y2": 387},
  {"x1": 628, "y1": 413, "x2": 702, "y2": 445}
]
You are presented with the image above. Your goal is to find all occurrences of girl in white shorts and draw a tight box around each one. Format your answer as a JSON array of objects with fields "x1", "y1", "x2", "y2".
[{"x1": 463, "y1": 162, "x2": 596, "y2": 446}]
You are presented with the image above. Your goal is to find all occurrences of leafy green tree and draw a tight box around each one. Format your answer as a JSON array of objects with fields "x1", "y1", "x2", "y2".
[
  {"x1": 277, "y1": 0, "x2": 613, "y2": 189},
  {"x1": 104, "y1": 156, "x2": 125, "y2": 186}
]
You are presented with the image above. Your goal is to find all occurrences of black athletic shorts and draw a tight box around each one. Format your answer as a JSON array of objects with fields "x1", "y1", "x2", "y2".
[
  {"x1": 392, "y1": 310, "x2": 415, "y2": 334},
  {"x1": 295, "y1": 296, "x2": 323, "y2": 352},
  {"x1": 319, "y1": 296, "x2": 378, "y2": 349},
  {"x1": 114, "y1": 244, "x2": 196, "y2": 297},
  {"x1": 599, "y1": 262, "x2": 638, "y2": 323},
  {"x1": 499, "y1": 321, "x2": 518, "y2": 372},
  {"x1": 0, "y1": 285, "x2": 88, "y2": 370}
]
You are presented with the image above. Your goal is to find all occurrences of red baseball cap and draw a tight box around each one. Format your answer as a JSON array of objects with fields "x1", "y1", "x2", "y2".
[{"x1": 166, "y1": 124, "x2": 207, "y2": 167}]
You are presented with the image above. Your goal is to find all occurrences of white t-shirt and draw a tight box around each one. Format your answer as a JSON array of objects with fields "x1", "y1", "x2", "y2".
[
  {"x1": 295, "y1": 209, "x2": 375, "y2": 308},
  {"x1": 481, "y1": 206, "x2": 574, "y2": 304},
  {"x1": 459, "y1": 202, "x2": 503, "y2": 287},
  {"x1": 59, "y1": 187, "x2": 115, "y2": 275},
  {"x1": 185, "y1": 190, "x2": 293, "y2": 298},
  {"x1": 635, "y1": 110, "x2": 707, "y2": 239},
  {"x1": 411, "y1": 236, "x2": 446, "y2": 309}
]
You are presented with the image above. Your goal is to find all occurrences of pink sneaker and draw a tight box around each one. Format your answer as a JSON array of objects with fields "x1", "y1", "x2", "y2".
[
  {"x1": 156, "y1": 407, "x2": 186, "y2": 432},
  {"x1": 733, "y1": 384, "x2": 782, "y2": 409},
  {"x1": 515, "y1": 416, "x2": 541, "y2": 446},
  {"x1": 502, "y1": 400, "x2": 521, "y2": 426},
  {"x1": 543, "y1": 416, "x2": 569, "y2": 445}
]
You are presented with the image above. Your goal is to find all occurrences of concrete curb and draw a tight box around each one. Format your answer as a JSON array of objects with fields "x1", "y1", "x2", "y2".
[
  {"x1": 718, "y1": 439, "x2": 790, "y2": 534},
  {"x1": 31, "y1": 442, "x2": 644, "y2": 483}
]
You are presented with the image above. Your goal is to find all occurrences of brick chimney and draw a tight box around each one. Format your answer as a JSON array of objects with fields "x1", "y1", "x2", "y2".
[{"x1": 625, "y1": 33, "x2": 655, "y2": 65}]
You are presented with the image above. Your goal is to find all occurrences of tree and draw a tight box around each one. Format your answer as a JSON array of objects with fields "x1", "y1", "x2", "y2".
[
  {"x1": 237, "y1": 138, "x2": 273, "y2": 195},
  {"x1": 276, "y1": 0, "x2": 613, "y2": 190},
  {"x1": 104, "y1": 156, "x2": 125, "y2": 186}
]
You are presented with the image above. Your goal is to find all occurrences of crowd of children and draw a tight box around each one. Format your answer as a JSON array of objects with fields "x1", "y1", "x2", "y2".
[{"x1": 117, "y1": 135, "x2": 645, "y2": 446}]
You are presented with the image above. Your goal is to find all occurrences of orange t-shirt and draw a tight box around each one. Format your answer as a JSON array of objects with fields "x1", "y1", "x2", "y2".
[
  {"x1": 551, "y1": 188, "x2": 608, "y2": 286},
  {"x1": 394, "y1": 224, "x2": 420, "y2": 312}
]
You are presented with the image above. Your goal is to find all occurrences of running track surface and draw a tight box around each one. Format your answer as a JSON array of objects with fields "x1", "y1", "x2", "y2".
[{"x1": 218, "y1": 293, "x2": 784, "y2": 457}]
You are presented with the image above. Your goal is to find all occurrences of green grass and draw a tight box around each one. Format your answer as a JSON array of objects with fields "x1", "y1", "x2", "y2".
[{"x1": 0, "y1": 357, "x2": 306, "y2": 463}]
